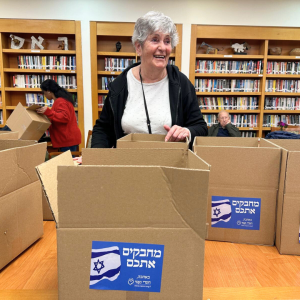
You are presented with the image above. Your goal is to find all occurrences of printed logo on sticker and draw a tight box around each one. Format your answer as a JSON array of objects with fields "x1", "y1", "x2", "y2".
[
  {"x1": 211, "y1": 196, "x2": 261, "y2": 230},
  {"x1": 90, "y1": 241, "x2": 164, "y2": 292}
]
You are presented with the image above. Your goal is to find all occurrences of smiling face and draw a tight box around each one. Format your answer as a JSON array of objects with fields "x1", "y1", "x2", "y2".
[{"x1": 136, "y1": 31, "x2": 172, "y2": 73}]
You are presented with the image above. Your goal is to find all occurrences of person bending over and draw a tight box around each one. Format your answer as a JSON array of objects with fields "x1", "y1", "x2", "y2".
[
  {"x1": 36, "y1": 79, "x2": 81, "y2": 152},
  {"x1": 91, "y1": 11, "x2": 207, "y2": 149},
  {"x1": 208, "y1": 110, "x2": 241, "y2": 137}
]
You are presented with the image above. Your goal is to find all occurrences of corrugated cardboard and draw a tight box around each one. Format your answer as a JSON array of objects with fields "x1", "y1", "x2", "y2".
[
  {"x1": 0, "y1": 131, "x2": 18, "y2": 140},
  {"x1": 6, "y1": 102, "x2": 51, "y2": 140},
  {"x1": 0, "y1": 140, "x2": 47, "y2": 270},
  {"x1": 266, "y1": 139, "x2": 300, "y2": 255},
  {"x1": 36, "y1": 148, "x2": 210, "y2": 300},
  {"x1": 117, "y1": 133, "x2": 189, "y2": 150},
  {"x1": 193, "y1": 137, "x2": 281, "y2": 246}
]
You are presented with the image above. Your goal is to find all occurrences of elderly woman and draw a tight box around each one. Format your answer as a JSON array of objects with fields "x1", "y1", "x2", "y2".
[{"x1": 91, "y1": 11, "x2": 207, "y2": 148}]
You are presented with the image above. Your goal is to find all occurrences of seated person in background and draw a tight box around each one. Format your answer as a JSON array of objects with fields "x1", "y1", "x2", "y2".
[
  {"x1": 208, "y1": 110, "x2": 241, "y2": 137},
  {"x1": 91, "y1": 11, "x2": 207, "y2": 149}
]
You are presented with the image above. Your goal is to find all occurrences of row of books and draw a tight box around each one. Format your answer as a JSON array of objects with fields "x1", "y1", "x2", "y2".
[
  {"x1": 101, "y1": 77, "x2": 115, "y2": 90},
  {"x1": 264, "y1": 97, "x2": 300, "y2": 110},
  {"x1": 195, "y1": 79, "x2": 260, "y2": 92},
  {"x1": 263, "y1": 114, "x2": 300, "y2": 126},
  {"x1": 195, "y1": 60, "x2": 263, "y2": 74},
  {"x1": 25, "y1": 93, "x2": 54, "y2": 107},
  {"x1": 198, "y1": 96, "x2": 259, "y2": 110},
  {"x1": 0, "y1": 93, "x2": 2, "y2": 106},
  {"x1": 12, "y1": 75, "x2": 77, "y2": 89},
  {"x1": 0, "y1": 111, "x2": 2, "y2": 124},
  {"x1": 266, "y1": 61, "x2": 300, "y2": 75},
  {"x1": 98, "y1": 95, "x2": 106, "y2": 107},
  {"x1": 104, "y1": 58, "x2": 136, "y2": 72},
  {"x1": 17, "y1": 55, "x2": 76, "y2": 70},
  {"x1": 241, "y1": 131, "x2": 257, "y2": 137},
  {"x1": 203, "y1": 114, "x2": 258, "y2": 127},
  {"x1": 265, "y1": 80, "x2": 300, "y2": 93}
]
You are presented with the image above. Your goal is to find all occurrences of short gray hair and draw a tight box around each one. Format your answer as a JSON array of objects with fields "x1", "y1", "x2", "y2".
[
  {"x1": 218, "y1": 110, "x2": 230, "y2": 119},
  {"x1": 132, "y1": 11, "x2": 179, "y2": 49}
]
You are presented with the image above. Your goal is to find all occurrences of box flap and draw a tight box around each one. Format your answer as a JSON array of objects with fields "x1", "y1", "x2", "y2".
[
  {"x1": 284, "y1": 151, "x2": 300, "y2": 194},
  {"x1": 194, "y1": 136, "x2": 259, "y2": 148},
  {"x1": 0, "y1": 140, "x2": 35, "y2": 151},
  {"x1": 26, "y1": 104, "x2": 44, "y2": 111},
  {"x1": 187, "y1": 150, "x2": 210, "y2": 170},
  {"x1": 266, "y1": 139, "x2": 300, "y2": 151},
  {"x1": 56, "y1": 164, "x2": 209, "y2": 236},
  {"x1": 82, "y1": 148, "x2": 187, "y2": 168},
  {"x1": 35, "y1": 151, "x2": 75, "y2": 225},
  {"x1": 26, "y1": 110, "x2": 51, "y2": 124},
  {"x1": 194, "y1": 146, "x2": 281, "y2": 188},
  {"x1": 0, "y1": 132, "x2": 18, "y2": 140},
  {"x1": 117, "y1": 133, "x2": 189, "y2": 150},
  {"x1": 0, "y1": 142, "x2": 47, "y2": 197}
]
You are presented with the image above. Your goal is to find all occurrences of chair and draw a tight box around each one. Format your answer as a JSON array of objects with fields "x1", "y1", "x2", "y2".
[{"x1": 48, "y1": 130, "x2": 93, "y2": 159}]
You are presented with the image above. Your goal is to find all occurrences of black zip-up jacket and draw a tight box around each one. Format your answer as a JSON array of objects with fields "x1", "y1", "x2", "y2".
[{"x1": 91, "y1": 62, "x2": 208, "y2": 148}]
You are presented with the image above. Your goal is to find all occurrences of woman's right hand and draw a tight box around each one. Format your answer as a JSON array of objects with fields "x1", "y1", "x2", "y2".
[{"x1": 36, "y1": 106, "x2": 48, "y2": 114}]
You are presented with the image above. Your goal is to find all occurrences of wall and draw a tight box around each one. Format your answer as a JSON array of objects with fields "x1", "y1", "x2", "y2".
[{"x1": 1, "y1": 0, "x2": 300, "y2": 137}]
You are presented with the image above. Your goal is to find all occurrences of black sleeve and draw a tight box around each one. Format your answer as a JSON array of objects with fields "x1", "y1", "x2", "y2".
[
  {"x1": 225, "y1": 123, "x2": 242, "y2": 137},
  {"x1": 91, "y1": 92, "x2": 116, "y2": 148},
  {"x1": 183, "y1": 80, "x2": 208, "y2": 144}
]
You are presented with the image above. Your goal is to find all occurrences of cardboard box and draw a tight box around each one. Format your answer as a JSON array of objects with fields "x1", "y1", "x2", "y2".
[
  {"x1": 193, "y1": 137, "x2": 281, "y2": 246},
  {"x1": 266, "y1": 139, "x2": 300, "y2": 255},
  {"x1": 6, "y1": 102, "x2": 51, "y2": 140},
  {"x1": 0, "y1": 140, "x2": 47, "y2": 270},
  {"x1": 0, "y1": 131, "x2": 19, "y2": 140},
  {"x1": 117, "y1": 133, "x2": 189, "y2": 150},
  {"x1": 36, "y1": 148, "x2": 210, "y2": 300}
]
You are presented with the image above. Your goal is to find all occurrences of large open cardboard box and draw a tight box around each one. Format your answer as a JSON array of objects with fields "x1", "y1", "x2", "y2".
[
  {"x1": 193, "y1": 137, "x2": 281, "y2": 246},
  {"x1": 266, "y1": 139, "x2": 300, "y2": 255},
  {"x1": 36, "y1": 148, "x2": 210, "y2": 300},
  {"x1": 6, "y1": 102, "x2": 51, "y2": 140},
  {"x1": 117, "y1": 133, "x2": 189, "y2": 150},
  {"x1": 0, "y1": 140, "x2": 47, "y2": 270}
]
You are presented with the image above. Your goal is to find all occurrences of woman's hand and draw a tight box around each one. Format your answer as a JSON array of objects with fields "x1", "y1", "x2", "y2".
[
  {"x1": 164, "y1": 125, "x2": 189, "y2": 142},
  {"x1": 36, "y1": 106, "x2": 48, "y2": 114}
]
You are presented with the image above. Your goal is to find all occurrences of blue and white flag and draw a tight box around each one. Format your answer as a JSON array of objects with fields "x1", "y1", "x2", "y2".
[
  {"x1": 211, "y1": 198, "x2": 232, "y2": 225},
  {"x1": 90, "y1": 246, "x2": 121, "y2": 286}
]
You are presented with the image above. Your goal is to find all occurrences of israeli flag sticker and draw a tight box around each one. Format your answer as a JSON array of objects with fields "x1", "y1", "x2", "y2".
[
  {"x1": 89, "y1": 241, "x2": 164, "y2": 292},
  {"x1": 211, "y1": 196, "x2": 261, "y2": 230}
]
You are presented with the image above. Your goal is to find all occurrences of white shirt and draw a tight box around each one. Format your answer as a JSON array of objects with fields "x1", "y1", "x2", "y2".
[{"x1": 121, "y1": 69, "x2": 172, "y2": 135}]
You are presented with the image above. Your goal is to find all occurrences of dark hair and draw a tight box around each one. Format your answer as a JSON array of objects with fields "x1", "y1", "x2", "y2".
[{"x1": 41, "y1": 79, "x2": 74, "y2": 106}]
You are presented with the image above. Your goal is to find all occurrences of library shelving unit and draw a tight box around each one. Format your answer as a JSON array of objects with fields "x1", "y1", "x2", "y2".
[
  {"x1": 189, "y1": 25, "x2": 300, "y2": 138},
  {"x1": 90, "y1": 21, "x2": 182, "y2": 126},
  {"x1": 0, "y1": 19, "x2": 85, "y2": 148}
]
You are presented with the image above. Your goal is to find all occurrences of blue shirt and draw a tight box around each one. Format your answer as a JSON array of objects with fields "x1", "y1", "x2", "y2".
[{"x1": 217, "y1": 126, "x2": 230, "y2": 137}]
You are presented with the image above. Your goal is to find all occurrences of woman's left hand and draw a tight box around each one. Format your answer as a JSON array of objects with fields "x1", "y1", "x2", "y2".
[
  {"x1": 164, "y1": 125, "x2": 189, "y2": 142},
  {"x1": 36, "y1": 106, "x2": 48, "y2": 114}
]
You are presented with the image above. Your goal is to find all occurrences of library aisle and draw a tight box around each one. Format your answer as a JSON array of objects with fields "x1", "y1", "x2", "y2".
[{"x1": 0, "y1": 221, "x2": 300, "y2": 300}]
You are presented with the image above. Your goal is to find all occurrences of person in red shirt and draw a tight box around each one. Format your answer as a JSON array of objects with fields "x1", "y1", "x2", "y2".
[{"x1": 36, "y1": 79, "x2": 81, "y2": 152}]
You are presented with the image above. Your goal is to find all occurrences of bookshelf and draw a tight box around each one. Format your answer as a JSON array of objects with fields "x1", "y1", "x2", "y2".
[
  {"x1": 90, "y1": 21, "x2": 182, "y2": 126},
  {"x1": 190, "y1": 25, "x2": 300, "y2": 137},
  {"x1": 0, "y1": 19, "x2": 85, "y2": 148}
]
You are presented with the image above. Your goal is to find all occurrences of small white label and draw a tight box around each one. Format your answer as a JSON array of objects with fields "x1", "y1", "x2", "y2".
[
  {"x1": 249, "y1": 128, "x2": 254, "y2": 130},
  {"x1": 71, "y1": 70, "x2": 75, "y2": 73},
  {"x1": 296, "y1": 56, "x2": 300, "y2": 59},
  {"x1": 31, "y1": 50, "x2": 40, "y2": 53},
  {"x1": 259, "y1": 74, "x2": 263, "y2": 77},
  {"x1": 111, "y1": 72, "x2": 115, "y2": 74},
  {"x1": 46, "y1": 70, "x2": 50, "y2": 72},
  {"x1": 224, "y1": 55, "x2": 232, "y2": 57}
]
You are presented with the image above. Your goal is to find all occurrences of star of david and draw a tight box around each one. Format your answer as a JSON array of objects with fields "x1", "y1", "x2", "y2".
[
  {"x1": 213, "y1": 208, "x2": 221, "y2": 218},
  {"x1": 93, "y1": 259, "x2": 104, "y2": 274}
]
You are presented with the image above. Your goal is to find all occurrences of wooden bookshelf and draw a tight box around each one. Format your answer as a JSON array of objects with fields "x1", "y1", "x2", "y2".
[
  {"x1": 0, "y1": 19, "x2": 85, "y2": 149},
  {"x1": 190, "y1": 25, "x2": 300, "y2": 137},
  {"x1": 90, "y1": 21, "x2": 183, "y2": 126}
]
